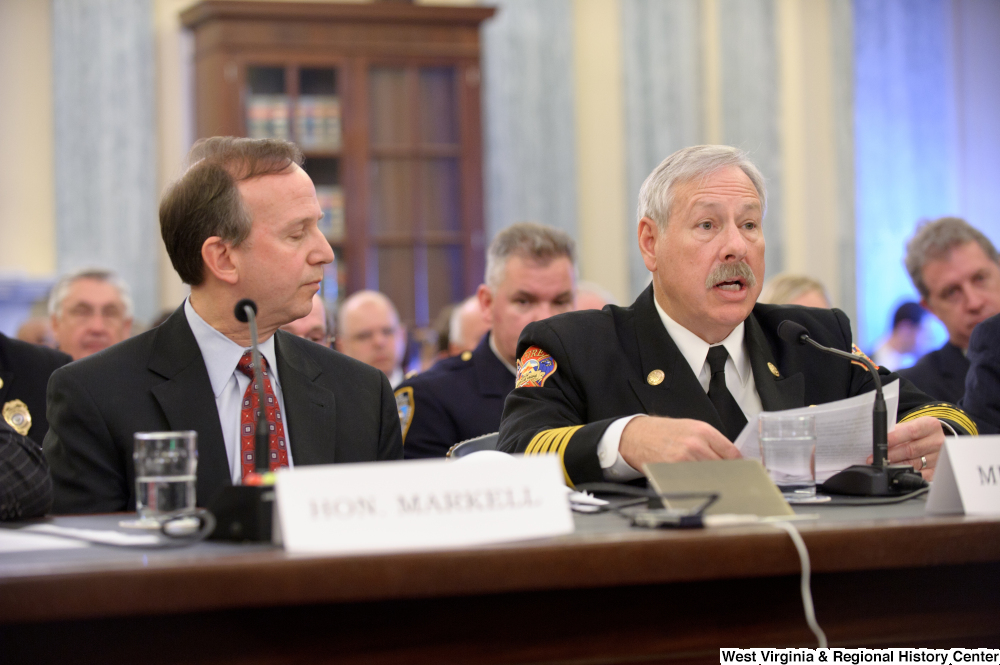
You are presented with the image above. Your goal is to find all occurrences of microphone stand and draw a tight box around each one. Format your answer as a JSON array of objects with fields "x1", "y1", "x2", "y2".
[
  {"x1": 777, "y1": 321, "x2": 926, "y2": 497},
  {"x1": 207, "y1": 299, "x2": 278, "y2": 541}
]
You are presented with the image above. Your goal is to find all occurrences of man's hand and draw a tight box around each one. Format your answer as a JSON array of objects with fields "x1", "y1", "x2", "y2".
[
  {"x1": 867, "y1": 416, "x2": 944, "y2": 481},
  {"x1": 620, "y1": 415, "x2": 741, "y2": 471}
]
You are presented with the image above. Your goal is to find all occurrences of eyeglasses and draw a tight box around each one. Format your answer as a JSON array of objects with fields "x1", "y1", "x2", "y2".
[{"x1": 63, "y1": 303, "x2": 126, "y2": 323}]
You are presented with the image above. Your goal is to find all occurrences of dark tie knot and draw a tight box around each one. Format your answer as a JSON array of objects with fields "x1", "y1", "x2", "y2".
[
  {"x1": 236, "y1": 351, "x2": 268, "y2": 379},
  {"x1": 706, "y1": 346, "x2": 729, "y2": 374}
]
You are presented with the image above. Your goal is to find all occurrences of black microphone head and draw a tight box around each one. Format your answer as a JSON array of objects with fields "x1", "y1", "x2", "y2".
[
  {"x1": 777, "y1": 320, "x2": 810, "y2": 345},
  {"x1": 234, "y1": 299, "x2": 258, "y2": 323}
]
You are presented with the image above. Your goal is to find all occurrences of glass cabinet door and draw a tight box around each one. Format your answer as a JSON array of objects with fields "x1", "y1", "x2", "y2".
[
  {"x1": 368, "y1": 64, "x2": 463, "y2": 328},
  {"x1": 246, "y1": 64, "x2": 346, "y2": 304}
]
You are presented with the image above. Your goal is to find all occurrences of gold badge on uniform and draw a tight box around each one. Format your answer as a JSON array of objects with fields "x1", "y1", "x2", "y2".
[
  {"x1": 461, "y1": 351, "x2": 473, "y2": 361},
  {"x1": 647, "y1": 369, "x2": 665, "y2": 386},
  {"x1": 768, "y1": 362, "x2": 780, "y2": 377},
  {"x1": 3, "y1": 399, "x2": 32, "y2": 437},
  {"x1": 394, "y1": 387, "x2": 415, "y2": 443}
]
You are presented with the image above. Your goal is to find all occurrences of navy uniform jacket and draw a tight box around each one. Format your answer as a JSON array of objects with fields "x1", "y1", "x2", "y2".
[
  {"x1": 961, "y1": 314, "x2": 1000, "y2": 433},
  {"x1": 396, "y1": 332, "x2": 515, "y2": 459},
  {"x1": 498, "y1": 286, "x2": 976, "y2": 486},
  {"x1": 898, "y1": 342, "x2": 969, "y2": 404},
  {"x1": 0, "y1": 333, "x2": 71, "y2": 445},
  {"x1": 44, "y1": 306, "x2": 402, "y2": 514}
]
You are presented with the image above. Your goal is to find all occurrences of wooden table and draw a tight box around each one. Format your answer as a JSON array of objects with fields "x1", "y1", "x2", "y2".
[{"x1": 2, "y1": 500, "x2": 999, "y2": 664}]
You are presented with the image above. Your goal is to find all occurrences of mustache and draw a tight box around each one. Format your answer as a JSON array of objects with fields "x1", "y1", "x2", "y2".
[{"x1": 705, "y1": 262, "x2": 757, "y2": 289}]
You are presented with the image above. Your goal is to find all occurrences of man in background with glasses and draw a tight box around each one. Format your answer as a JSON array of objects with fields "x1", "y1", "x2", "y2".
[{"x1": 49, "y1": 268, "x2": 133, "y2": 361}]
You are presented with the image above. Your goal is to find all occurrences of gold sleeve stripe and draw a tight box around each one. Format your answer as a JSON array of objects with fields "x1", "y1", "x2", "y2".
[
  {"x1": 525, "y1": 429, "x2": 558, "y2": 455},
  {"x1": 555, "y1": 426, "x2": 582, "y2": 488},
  {"x1": 899, "y1": 405, "x2": 978, "y2": 435},
  {"x1": 524, "y1": 426, "x2": 582, "y2": 487}
]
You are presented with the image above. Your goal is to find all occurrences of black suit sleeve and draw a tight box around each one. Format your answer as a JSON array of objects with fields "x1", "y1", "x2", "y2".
[
  {"x1": 0, "y1": 420, "x2": 52, "y2": 520},
  {"x1": 377, "y1": 372, "x2": 404, "y2": 461},
  {"x1": 43, "y1": 366, "x2": 130, "y2": 514},
  {"x1": 498, "y1": 320, "x2": 612, "y2": 486},
  {"x1": 961, "y1": 315, "x2": 1000, "y2": 433}
]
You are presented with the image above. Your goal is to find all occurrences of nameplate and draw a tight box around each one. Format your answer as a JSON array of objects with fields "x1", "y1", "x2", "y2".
[
  {"x1": 927, "y1": 436, "x2": 1000, "y2": 515},
  {"x1": 274, "y1": 455, "x2": 574, "y2": 554}
]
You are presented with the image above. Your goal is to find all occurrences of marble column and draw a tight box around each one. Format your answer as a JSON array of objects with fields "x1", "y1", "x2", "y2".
[{"x1": 52, "y1": 0, "x2": 158, "y2": 323}]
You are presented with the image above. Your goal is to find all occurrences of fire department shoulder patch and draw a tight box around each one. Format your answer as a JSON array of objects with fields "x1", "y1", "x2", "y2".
[{"x1": 516, "y1": 347, "x2": 557, "y2": 389}]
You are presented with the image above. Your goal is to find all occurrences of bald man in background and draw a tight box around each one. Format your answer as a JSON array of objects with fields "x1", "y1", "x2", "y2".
[{"x1": 336, "y1": 291, "x2": 407, "y2": 388}]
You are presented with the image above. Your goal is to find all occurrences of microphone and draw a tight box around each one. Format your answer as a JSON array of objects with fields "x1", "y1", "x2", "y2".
[
  {"x1": 206, "y1": 299, "x2": 276, "y2": 542},
  {"x1": 776, "y1": 320, "x2": 926, "y2": 496}
]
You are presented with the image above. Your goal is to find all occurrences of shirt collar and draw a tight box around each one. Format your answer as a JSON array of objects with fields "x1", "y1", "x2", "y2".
[
  {"x1": 652, "y1": 298, "x2": 750, "y2": 384},
  {"x1": 184, "y1": 298, "x2": 280, "y2": 398},
  {"x1": 489, "y1": 332, "x2": 517, "y2": 375}
]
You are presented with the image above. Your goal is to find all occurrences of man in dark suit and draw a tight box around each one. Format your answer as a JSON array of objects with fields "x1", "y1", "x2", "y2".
[
  {"x1": 898, "y1": 217, "x2": 1000, "y2": 403},
  {"x1": 0, "y1": 333, "x2": 69, "y2": 519},
  {"x1": 44, "y1": 137, "x2": 402, "y2": 514},
  {"x1": 961, "y1": 313, "x2": 1000, "y2": 433},
  {"x1": 397, "y1": 223, "x2": 576, "y2": 458},
  {"x1": 499, "y1": 146, "x2": 975, "y2": 486}
]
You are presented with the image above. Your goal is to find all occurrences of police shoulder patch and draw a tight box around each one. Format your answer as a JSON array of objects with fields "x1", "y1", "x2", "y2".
[
  {"x1": 394, "y1": 387, "x2": 415, "y2": 443},
  {"x1": 516, "y1": 346, "x2": 557, "y2": 389}
]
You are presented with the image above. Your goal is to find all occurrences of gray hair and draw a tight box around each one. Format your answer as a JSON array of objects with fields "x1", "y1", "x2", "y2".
[
  {"x1": 904, "y1": 217, "x2": 1000, "y2": 298},
  {"x1": 484, "y1": 222, "x2": 577, "y2": 289},
  {"x1": 637, "y1": 145, "x2": 767, "y2": 228},
  {"x1": 48, "y1": 268, "x2": 134, "y2": 319}
]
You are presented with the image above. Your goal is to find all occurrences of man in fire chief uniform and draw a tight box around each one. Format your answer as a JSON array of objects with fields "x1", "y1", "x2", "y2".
[{"x1": 498, "y1": 145, "x2": 976, "y2": 486}]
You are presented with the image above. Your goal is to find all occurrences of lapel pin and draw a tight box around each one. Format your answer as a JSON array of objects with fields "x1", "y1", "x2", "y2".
[
  {"x1": 647, "y1": 369, "x2": 665, "y2": 386},
  {"x1": 768, "y1": 362, "x2": 780, "y2": 377}
]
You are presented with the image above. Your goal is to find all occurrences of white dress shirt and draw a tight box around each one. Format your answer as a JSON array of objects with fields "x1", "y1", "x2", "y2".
[
  {"x1": 184, "y1": 299, "x2": 294, "y2": 484},
  {"x1": 597, "y1": 299, "x2": 763, "y2": 481}
]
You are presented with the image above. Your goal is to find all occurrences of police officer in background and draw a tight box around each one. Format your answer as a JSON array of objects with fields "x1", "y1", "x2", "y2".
[{"x1": 396, "y1": 223, "x2": 577, "y2": 458}]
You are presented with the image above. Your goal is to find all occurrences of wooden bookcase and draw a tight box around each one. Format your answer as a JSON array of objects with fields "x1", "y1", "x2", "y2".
[{"x1": 180, "y1": 1, "x2": 495, "y2": 328}]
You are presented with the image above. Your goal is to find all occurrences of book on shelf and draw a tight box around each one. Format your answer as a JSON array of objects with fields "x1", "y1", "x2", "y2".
[
  {"x1": 295, "y1": 95, "x2": 342, "y2": 150},
  {"x1": 315, "y1": 185, "x2": 345, "y2": 242},
  {"x1": 246, "y1": 94, "x2": 291, "y2": 140}
]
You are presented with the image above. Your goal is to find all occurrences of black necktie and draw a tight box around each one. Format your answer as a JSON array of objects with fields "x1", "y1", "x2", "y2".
[{"x1": 706, "y1": 346, "x2": 748, "y2": 441}]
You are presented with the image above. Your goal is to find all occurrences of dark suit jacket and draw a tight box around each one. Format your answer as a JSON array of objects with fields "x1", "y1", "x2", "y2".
[
  {"x1": 396, "y1": 333, "x2": 515, "y2": 459},
  {"x1": 961, "y1": 314, "x2": 1000, "y2": 433},
  {"x1": 498, "y1": 286, "x2": 975, "y2": 486},
  {"x1": 0, "y1": 333, "x2": 71, "y2": 445},
  {"x1": 897, "y1": 342, "x2": 969, "y2": 404},
  {"x1": 44, "y1": 306, "x2": 402, "y2": 514}
]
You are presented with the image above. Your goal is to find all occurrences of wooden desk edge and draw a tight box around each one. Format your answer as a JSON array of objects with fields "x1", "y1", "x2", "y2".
[{"x1": 2, "y1": 515, "x2": 999, "y2": 624}]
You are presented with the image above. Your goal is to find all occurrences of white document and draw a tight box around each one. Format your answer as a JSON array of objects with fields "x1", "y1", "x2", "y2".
[
  {"x1": 0, "y1": 528, "x2": 91, "y2": 553},
  {"x1": 927, "y1": 436, "x2": 1000, "y2": 515},
  {"x1": 275, "y1": 455, "x2": 575, "y2": 554},
  {"x1": 735, "y1": 379, "x2": 900, "y2": 482}
]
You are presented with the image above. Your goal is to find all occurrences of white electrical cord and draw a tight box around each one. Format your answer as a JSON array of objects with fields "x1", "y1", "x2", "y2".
[
  {"x1": 767, "y1": 520, "x2": 828, "y2": 648},
  {"x1": 703, "y1": 515, "x2": 828, "y2": 648}
]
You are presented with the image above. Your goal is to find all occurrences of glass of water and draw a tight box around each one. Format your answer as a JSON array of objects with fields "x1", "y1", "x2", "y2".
[
  {"x1": 133, "y1": 431, "x2": 198, "y2": 520},
  {"x1": 759, "y1": 414, "x2": 816, "y2": 501}
]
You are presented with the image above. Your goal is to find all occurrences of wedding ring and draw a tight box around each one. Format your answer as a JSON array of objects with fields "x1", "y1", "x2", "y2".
[{"x1": 919, "y1": 455, "x2": 927, "y2": 470}]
